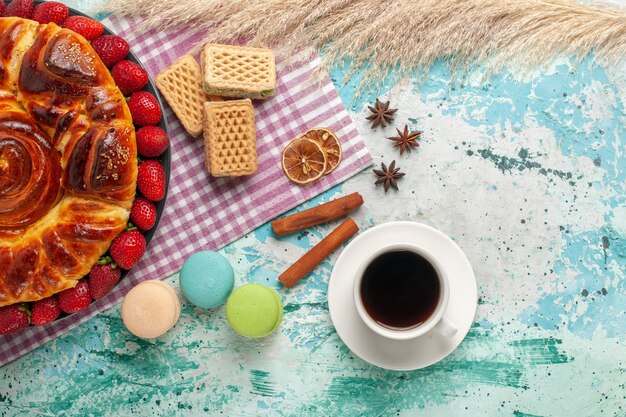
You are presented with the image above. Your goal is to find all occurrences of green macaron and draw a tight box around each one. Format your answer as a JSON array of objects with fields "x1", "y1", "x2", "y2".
[{"x1": 225, "y1": 284, "x2": 283, "y2": 338}]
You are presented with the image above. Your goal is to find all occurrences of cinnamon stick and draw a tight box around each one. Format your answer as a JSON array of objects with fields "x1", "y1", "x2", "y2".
[
  {"x1": 272, "y1": 192, "x2": 364, "y2": 236},
  {"x1": 279, "y1": 218, "x2": 359, "y2": 288}
]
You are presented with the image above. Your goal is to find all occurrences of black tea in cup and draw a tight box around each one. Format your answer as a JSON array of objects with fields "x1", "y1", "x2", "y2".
[{"x1": 359, "y1": 250, "x2": 441, "y2": 329}]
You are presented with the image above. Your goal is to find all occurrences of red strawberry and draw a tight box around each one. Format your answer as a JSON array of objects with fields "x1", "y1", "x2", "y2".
[
  {"x1": 128, "y1": 91, "x2": 162, "y2": 126},
  {"x1": 62, "y1": 16, "x2": 104, "y2": 41},
  {"x1": 3, "y1": 0, "x2": 34, "y2": 18},
  {"x1": 0, "y1": 3, "x2": 5, "y2": 15},
  {"x1": 91, "y1": 35, "x2": 129, "y2": 67},
  {"x1": 110, "y1": 230, "x2": 146, "y2": 269},
  {"x1": 130, "y1": 197, "x2": 157, "y2": 230},
  {"x1": 89, "y1": 264, "x2": 122, "y2": 300},
  {"x1": 137, "y1": 160, "x2": 166, "y2": 201},
  {"x1": 32, "y1": 2, "x2": 68, "y2": 24},
  {"x1": 136, "y1": 126, "x2": 169, "y2": 157},
  {"x1": 31, "y1": 296, "x2": 61, "y2": 326},
  {"x1": 0, "y1": 304, "x2": 29, "y2": 335},
  {"x1": 58, "y1": 281, "x2": 92, "y2": 314},
  {"x1": 111, "y1": 60, "x2": 148, "y2": 96}
]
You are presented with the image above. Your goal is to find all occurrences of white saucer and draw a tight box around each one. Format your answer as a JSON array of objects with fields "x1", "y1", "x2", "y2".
[{"x1": 328, "y1": 221, "x2": 478, "y2": 371}]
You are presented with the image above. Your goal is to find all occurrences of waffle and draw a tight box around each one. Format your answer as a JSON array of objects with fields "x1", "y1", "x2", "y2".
[
  {"x1": 202, "y1": 99, "x2": 258, "y2": 177},
  {"x1": 201, "y1": 44, "x2": 276, "y2": 99},
  {"x1": 156, "y1": 54, "x2": 222, "y2": 137}
]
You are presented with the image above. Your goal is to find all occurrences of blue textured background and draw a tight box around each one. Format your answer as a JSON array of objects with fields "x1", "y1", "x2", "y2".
[{"x1": 0, "y1": 1, "x2": 625, "y2": 416}]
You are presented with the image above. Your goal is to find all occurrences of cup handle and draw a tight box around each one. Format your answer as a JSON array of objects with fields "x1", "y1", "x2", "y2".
[{"x1": 435, "y1": 317, "x2": 457, "y2": 338}]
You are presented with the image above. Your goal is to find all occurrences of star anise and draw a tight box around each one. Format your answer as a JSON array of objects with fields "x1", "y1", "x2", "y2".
[
  {"x1": 387, "y1": 125, "x2": 421, "y2": 155},
  {"x1": 373, "y1": 160, "x2": 405, "y2": 192},
  {"x1": 366, "y1": 98, "x2": 397, "y2": 129}
]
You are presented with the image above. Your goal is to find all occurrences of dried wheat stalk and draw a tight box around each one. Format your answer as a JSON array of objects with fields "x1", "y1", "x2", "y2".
[{"x1": 100, "y1": 0, "x2": 626, "y2": 92}]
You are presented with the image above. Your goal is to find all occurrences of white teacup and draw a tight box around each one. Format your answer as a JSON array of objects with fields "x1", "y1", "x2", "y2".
[{"x1": 353, "y1": 243, "x2": 457, "y2": 341}]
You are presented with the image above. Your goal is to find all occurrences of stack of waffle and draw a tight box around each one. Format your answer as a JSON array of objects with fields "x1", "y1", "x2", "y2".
[{"x1": 156, "y1": 44, "x2": 276, "y2": 177}]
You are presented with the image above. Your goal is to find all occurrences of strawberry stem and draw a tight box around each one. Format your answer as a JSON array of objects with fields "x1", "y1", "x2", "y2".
[
  {"x1": 97, "y1": 256, "x2": 118, "y2": 269},
  {"x1": 127, "y1": 222, "x2": 138, "y2": 231},
  {"x1": 19, "y1": 303, "x2": 32, "y2": 319},
  {"x1": 97, "y1": 256, "x2": 114, "y2": 265}
]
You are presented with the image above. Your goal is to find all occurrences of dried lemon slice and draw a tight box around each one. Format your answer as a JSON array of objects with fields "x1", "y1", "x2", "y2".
[
  {"x1": 300, "y1": 127, "x2": 342, "y2": 174},
  {"x1": 282, "y1": 138, "x2": 328, "y2": 185}
]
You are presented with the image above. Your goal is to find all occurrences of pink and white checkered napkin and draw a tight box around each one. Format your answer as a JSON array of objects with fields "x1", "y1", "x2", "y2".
[{"x1": 0, "y1": 15, "x2": 372, "y2": 366}]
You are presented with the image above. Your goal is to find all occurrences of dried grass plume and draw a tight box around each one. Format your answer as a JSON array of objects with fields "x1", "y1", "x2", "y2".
[{"x1": 100, "y1": 0, "x2": 626, "y2": 91}]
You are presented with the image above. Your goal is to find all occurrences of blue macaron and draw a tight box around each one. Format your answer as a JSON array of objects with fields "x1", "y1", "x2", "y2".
[{"x1": 179, "y1": 251, "x2": 234, "y2": 309}]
